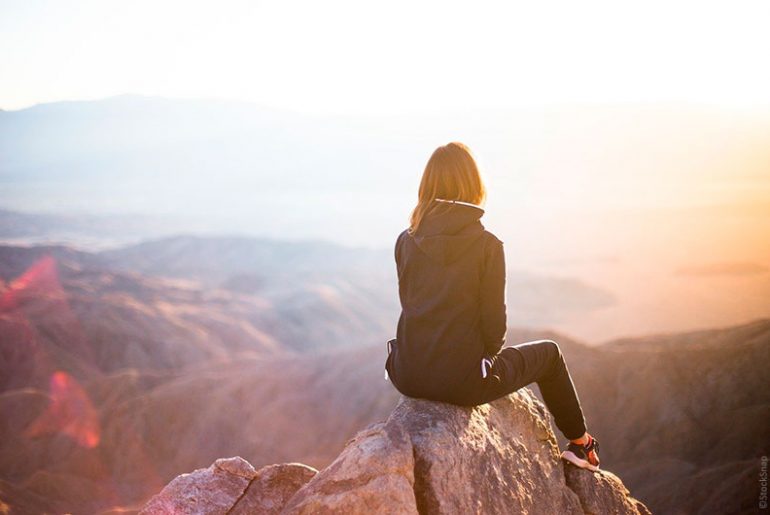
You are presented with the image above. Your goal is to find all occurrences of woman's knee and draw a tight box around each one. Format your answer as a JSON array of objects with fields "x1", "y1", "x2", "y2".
[{"x1": 539, "y1": 339, "x2": 564, "y2": 363}]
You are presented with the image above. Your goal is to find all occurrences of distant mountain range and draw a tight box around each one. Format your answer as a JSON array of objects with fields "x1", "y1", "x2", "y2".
[
  {"x1": 0, "y1": 95, "x2": 418, "y2": 246},
  {"x1": 0, "y1": 218, "x2": 618, "y2": 334},
  {"x1": 3, "y1": 95, "x2": 769, "y2": 248},
  {"x1": 0, "y1": 207, "x2": 195, "y2": 249}
]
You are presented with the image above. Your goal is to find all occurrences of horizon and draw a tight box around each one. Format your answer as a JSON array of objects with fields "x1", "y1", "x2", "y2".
[{"x1": 6, "y1": 92, "x2": 770, "y2": 116}]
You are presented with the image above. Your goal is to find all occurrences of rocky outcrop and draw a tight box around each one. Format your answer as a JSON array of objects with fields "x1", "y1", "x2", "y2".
[
  {"x1": 141, "y1": 389, "x2": 649, "y2": 514},
  {"x1": 139, "y1": 458, "x2": 317, "y2": 515},
  {"x1": 564, "y1": 466, "x2": 651, "y2": 515}
]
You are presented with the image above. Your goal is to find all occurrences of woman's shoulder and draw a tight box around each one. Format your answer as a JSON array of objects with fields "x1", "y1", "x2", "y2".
[
  {"x1": 481, "y1": 229, "x2": 504, "y2": 247},
  {"x1": 394, "y1": 229, "x2": 411, "y2": 262},
  {"x1": 396, "y1": 228, "x2": 410, "y2": 247}
]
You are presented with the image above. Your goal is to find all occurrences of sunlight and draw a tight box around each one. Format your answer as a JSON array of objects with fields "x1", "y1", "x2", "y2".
[{"x1": 1, "y1": 0, "x2": 769, "y2": 113}]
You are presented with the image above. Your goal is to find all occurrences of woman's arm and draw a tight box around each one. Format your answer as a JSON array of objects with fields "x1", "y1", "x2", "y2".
[
  {"x1": 395, "y1": 229, "x2": 407, "y2": 278},
  {"x1": 479, "y1": 237, "x2": 507, "y2": 356}
]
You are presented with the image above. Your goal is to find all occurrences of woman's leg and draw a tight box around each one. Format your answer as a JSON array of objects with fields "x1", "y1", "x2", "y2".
[{"x1": 486, "y1": 339, "x2": 588, "y2": 440}]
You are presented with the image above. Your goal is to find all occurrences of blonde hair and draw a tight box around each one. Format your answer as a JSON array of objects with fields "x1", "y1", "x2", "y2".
[{"x1": 408, "y1": 142, "x2": 487, "y2": 235}]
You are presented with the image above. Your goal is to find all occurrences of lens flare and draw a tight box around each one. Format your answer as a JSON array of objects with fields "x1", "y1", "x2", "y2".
[
  {"x1": 0, "y1": 255, "x2": 61, "y2": 312},
  {"x1": 24, "y1": 371, "x2": 101, "y2": 448}
]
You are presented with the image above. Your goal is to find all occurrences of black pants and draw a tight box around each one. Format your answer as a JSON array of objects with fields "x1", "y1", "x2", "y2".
[
  {"x1": 419, "y1": 339, "x2": 586, "y2": 441},
  {"x1": 472, "y1": 339, "x2": 588, "y2": 440}
]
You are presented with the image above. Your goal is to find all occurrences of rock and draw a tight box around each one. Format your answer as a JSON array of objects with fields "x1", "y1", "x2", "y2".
[
  {"x1": 213, "y1": 457, "x2": 257, "y2": 479},
  {"x1": 141, "y1": 389, "x2": 649, "y2": 514},
  {"x1": 283, "y1": 390, "x2": 583, "y2": 514},
  {"x1": 400, "y1": 391, "x2": 579, "y2": 514},
  {"x1": 231, "y1": 463, "x2": 318, "y2": 515},
  {"x1": 139, "y1": 457, "x2": 256, "y2": 515},
  {"x1": 280, "y1": 420, "x2": 417, "y2": 514},
  {"x1": 564, "y1": 465, "x2": 653, "y2": 515},
  {"x1": 139, "y1": 457, "x2": 317, "y2": 515}
]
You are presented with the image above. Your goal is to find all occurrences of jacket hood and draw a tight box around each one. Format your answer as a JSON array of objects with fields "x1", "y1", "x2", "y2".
[{"x1": 412, "y1": 199, "x2": 486, "y2": 265}]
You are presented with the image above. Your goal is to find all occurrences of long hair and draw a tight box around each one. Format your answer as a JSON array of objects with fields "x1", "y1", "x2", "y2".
[{"x1": 408, "y1": 142, "x2": 487, "y2": 235}]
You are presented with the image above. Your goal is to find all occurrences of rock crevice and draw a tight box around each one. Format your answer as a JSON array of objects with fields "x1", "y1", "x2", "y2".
[{"x1": 224, "y1": 474, "x2": 256, "y2": 515}]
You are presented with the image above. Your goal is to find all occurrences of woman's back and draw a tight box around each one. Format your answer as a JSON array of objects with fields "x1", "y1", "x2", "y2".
[{"x1": 387, "y1": 198, "x2": 507, "y2": 404}]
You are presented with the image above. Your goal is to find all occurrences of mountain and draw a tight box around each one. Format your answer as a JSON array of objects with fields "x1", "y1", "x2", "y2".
[
  {"x1": 3, "y1": 96, "x2": 769, "y2": 248},
  {"x1": 570, "y1": 320, "x2": 770, "y2": 514},
  {"x1": 0, "y1": 232, "x2": 617, "y2": 349},
  {"x1": 0, "y1": 238, "x2": 402, "y2": 513},
  {"x1": 139, "y1": 392, "x2": 650, "y2": 515},
  {"x1": 0, "y1": 95, "x2": 411, "y2": 244},
  {"x1": 0, "y1": 238, "x2": 400, "y2": 353},
  {"x1": 496, "y1": 321, "x2": 770, "y2": 514},
  {"x1": 0, "y1": 243, "x2": 285, "y2": 382},
  {"x1": 0, "y1": 208, "x2": 193, "y2": 250}
]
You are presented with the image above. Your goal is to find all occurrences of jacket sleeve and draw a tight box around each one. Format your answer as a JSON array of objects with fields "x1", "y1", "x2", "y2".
[
  {"x1": 480, "y1": 238, "x2": 507, "y2": 356},
  {"x1": 395, "y1": 229, "x2": 407, "y2": 278}
]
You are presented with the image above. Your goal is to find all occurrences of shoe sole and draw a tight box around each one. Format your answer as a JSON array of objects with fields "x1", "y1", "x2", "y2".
[{"x1": 561, "y1": 450, "x2": 600, "y2": 471}]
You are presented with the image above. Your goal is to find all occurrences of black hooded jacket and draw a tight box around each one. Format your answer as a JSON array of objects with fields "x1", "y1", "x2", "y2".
[{"x1": 386, "y1": 198, "x2": 507, "y2": 403}]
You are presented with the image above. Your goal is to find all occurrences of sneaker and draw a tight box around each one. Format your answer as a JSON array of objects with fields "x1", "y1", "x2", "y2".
[{"x1": 561, "y1": 434, "x2": 600, "y2": 471}]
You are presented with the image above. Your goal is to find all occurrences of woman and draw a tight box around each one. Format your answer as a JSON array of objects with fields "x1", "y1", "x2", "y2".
[{"x1": 384, "y1": 141, "x2": 600, "y2": 471}]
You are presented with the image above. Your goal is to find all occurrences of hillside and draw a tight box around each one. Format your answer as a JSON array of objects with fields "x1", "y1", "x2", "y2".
[{"x1": 574, "y1": 320, "x2": 770, "y2": 514}]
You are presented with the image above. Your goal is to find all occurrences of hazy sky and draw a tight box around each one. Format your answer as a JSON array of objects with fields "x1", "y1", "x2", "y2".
[{"x1": 2, "y1": 0, "x2": 770, "y2": 114}]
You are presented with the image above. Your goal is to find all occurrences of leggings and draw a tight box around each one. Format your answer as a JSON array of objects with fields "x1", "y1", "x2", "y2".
[{"x1": 464, "y1": 339, "x2": 588, "y2": 441}]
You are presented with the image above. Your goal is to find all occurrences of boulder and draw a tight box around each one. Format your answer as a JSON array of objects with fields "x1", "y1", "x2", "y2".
[
  {"x1": 231, "y1": 463, "x2": 318, "y2": 515},
  {"x1": 139, "y1": 457, "x2": 317, "y2": 515},
  {"x1": 564, "y1": 465, "x2": 652, "y2": 515},
  {"x1": 141, "y1": 389, "x2": 649, "y2": 514}
]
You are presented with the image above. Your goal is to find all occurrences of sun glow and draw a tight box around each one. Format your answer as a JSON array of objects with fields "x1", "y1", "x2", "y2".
[{"x1": 1, "y1": 0, "x2": 770, "y2": 114}]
